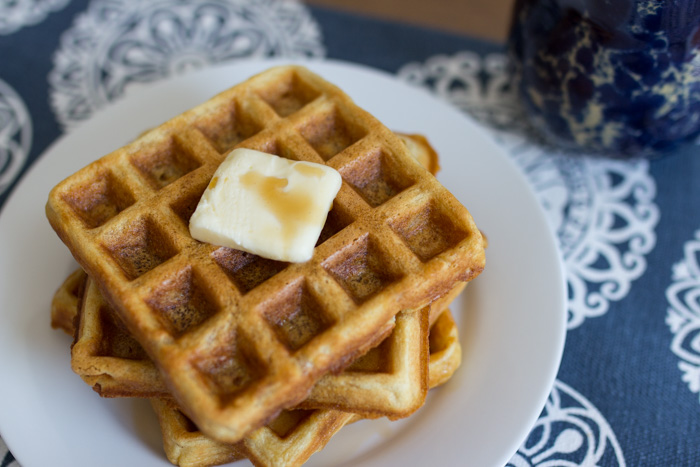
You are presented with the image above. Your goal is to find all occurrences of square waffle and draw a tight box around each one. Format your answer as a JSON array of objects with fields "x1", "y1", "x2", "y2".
[
  {"x1": 299, "y1": 281, "x2": 465, "y2": 418},
  {"x1": 67, "y1": 272, "x2": 396, "y2": 401},
  {"x1": 71, "y1": 274, "x2": 169, "y2": 398},
  {"x1": 150, "y1": 308, "x2": 462, "y2": 467},
  {"x1": 52, "y1": 273, "x2": 462, "y2": 399},
  {"x1": 60, "y1": 270, "x2": 456, "y2": 418},
  {"x1": 152, "y1": 400, "x2": 352, "y2": 467},
  {"x1": 46, "y1": 65, "x2": 485, "y2": 442},
  {"x1": 59, "y1": 133, "x2": 464, "y2": 418},
  {"x1": 50, "y1": 267, "x2": 86, "y2": 335},
  {"x1": 52, "y1": 272, "x2": 463, "y2": 467}
]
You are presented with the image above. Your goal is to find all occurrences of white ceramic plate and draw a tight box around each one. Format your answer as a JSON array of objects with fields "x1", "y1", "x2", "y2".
[{"x1": 0, "y1": 59, "x2": 566, "y2": 467}]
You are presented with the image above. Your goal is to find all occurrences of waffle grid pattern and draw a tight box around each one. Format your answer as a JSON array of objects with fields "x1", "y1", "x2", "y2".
[
  {"x1": 52, "y1": 270, "x2": 463, "y2": 467},
  {"x1": 46, "y1": 66, "x2": 485, "y2": 442},
  {"x1": 151, "y1": 308, "x2": 462, "y2": 467},
  {"x1": 59, "y1": 270, "x2": 456, "y2": 417}
]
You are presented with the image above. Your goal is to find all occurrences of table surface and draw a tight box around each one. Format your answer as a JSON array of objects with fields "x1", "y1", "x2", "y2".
[
  {"x1": 307, "y1": 0, "x2": 515, "y2": 41},
  {"x1": 1, "y1": 1, "x2": 699, "y2": 466}
]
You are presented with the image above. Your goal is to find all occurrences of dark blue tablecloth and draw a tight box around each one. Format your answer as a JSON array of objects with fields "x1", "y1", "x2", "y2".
[{"x1": 1, "y1": 1, "x2": 699, "y2": 466}]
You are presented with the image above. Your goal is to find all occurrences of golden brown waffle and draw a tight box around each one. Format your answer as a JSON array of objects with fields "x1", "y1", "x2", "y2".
[
  {"x1": 426, "y1": 305, "x2": 462, "y2": 388},
  {"x1": 152, "y1": 400, "x2": 352, "y2": 467},
  {"x1": 51, "y1": 271, "x2": 462, "y2": 467},
  {"x1": 50, "y1": 268, "x2": 86, "y2": 335},
  {"x1": 50, "y1": 130, "x2": 438, "y2": 340},
  {"x1": 51, "y1": 273, "x2": 376, "y2": 466},
  {"x1": 46, "y1": 65, "x2": 485, "y2": 442},
  {"x1": 57, "y1": 133, "x2": 452, "y2": 411},
  {"x1": 300, "y1": 282, "x2": 465, "y2": 418},
  {"x1": 152, "y1": 397, "x2": 245, "y2": 467},
  {"x1": 300, "y1": 307, "x2": 429, "y2": 418},
  {"x1": 151, "y1": 309, "x2": 462, "y2": 467},
  {"x1": 68, "y1": 273, "x2": 396, "y2": 400},
  {"x1": 61, "y1": 271, "x2": 456, "y2": 417},
  {"x1": 397, "y1": 133, "x2": 440, "y2": 176},
  {"x1": 71, "y1": 275, "x2": 169, "y2": 398}
]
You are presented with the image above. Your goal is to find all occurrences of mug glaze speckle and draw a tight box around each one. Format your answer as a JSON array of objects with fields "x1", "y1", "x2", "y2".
[{"x1": 509, "y1": 0, "x2": 700, "y2": 157}]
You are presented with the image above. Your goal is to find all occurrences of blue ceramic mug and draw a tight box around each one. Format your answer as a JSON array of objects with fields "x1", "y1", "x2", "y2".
[{"x1": 509, "y1": 0, "x2": 700, "y2": 157}]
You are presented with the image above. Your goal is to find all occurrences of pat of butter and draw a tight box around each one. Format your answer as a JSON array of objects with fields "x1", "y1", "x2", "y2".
[{"x1": 189, "y1": 148, "x2": 342, "y2": 263}]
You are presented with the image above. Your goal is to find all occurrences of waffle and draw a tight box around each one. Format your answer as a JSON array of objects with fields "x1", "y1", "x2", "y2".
[
  {"x1": 46, "y1": 65, "x2": 485, "y2": 442},
  {"x1": 59, "y1": 132, "x2": 453, "y2": 410},
  {"x1": 50, "y1": 129, "x2": 439, "y2": 339},
  {"x1": 56, "y1": 131, "x2": 454, "y2": 414},
  {"x1": 396, "y1": 133, "x2": 440, "y2": 176},
  {"x1": 71, "y1": 275, "x2": 169, "y2": 398},
  {"x1": 52, "y1": 272, "x2": 463, "y2": 467},
  {"x1": 299, "y1": 281, "x2": 465, "y2": 418},
  {"x1": 151, "y1": 309, "x2": 462, "y2": 467},
  {"x1": 426, "y1": 303, "x2": 462, "y2": 388},
  {"x1": 61, "y1": 271, "x2": 457, "y2": 416},
  {"x1": 152, "y1": 400, "x2": 350, "y2": 467},
  {"x1": 50, "y1": 268, "x2": 86, "y2": 335},
  {"x1": 67, "y1": 273, "x2": 398, "y2": 400}
]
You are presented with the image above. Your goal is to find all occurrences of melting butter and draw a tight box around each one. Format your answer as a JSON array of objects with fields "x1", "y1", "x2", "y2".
[{"x1": 189, "y1": 148, "x2": 342, "y2": 263}]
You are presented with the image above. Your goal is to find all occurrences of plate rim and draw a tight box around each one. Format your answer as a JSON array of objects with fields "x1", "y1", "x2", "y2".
[{"x1": 0, "y1": 57, "x2": 566, "y2": 467}]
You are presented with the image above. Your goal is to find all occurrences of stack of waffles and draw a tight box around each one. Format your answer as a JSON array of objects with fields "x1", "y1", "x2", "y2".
[{"x1": 46, "y1": 66, "x2": 486, "y2": 466}]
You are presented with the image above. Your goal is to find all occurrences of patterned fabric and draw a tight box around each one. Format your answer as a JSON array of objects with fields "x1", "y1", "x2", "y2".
[
  {"x1": 49, "y1": 0, "x2": 324, "y2": 129},
  {"x1": 667, "y1": 230, "x2": 700, "y2": 400},
  {"x1": 1, "y1": 1, "x2": 699, "y2": 465},
  {"x1": 0, "y1": 0, "x2": 70, "y2": 35},
  {"x1": 0, "y1": 78, "x2": 32, "y2": 196}
]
